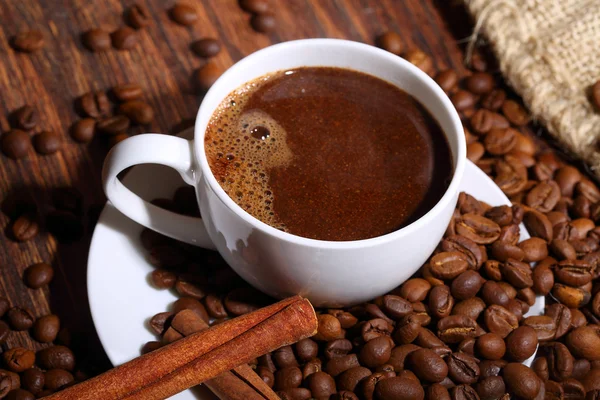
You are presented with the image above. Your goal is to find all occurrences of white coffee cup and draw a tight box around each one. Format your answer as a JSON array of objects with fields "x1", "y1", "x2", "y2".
[{"x1": 102, "y1": 39, "x2": 466, "y2": 307}]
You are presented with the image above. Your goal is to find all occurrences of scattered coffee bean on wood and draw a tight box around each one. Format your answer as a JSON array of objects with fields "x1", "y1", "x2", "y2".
[
  {"x1": 250, "y1": 14, "x2": 276, "y2": 33},
  {"x1": 239, "y1": 0, "x2": 272, "y2": 14},
  {"x1": 32, "y1": 314, "x2": 60, "y2": 343},
  {"x1": 111, "y1": 27, "x2": 137, "y2": 50},
  {"x1": 435, "y1": 69, "x2": 458, "y2": 93},
  {"x1": 2, "y1": 130, "x2": 31, "y2": 159},
  {"x1": 169, "y1": 3, "x2": 198, "y2": 26},
  {"x1": 193, "y1": 63, "x2": 221, "y2": 91},
  {"x1": 3, "y1": 348, "x2": 35, "y2": 373},
  {"x1": 111, "y1": 83, "x2": 143, "y2": 102},
  {"x1": 7, "y1": 307, "x2": 34, "y2": 331},
  {"x1": 404, "y1": 49, "x2": 434, "y2": 76},
  {"x1": 79, "y1": 91, "x2": 110, "y2": 118},
  {"x1": 24, "y1": 263, "x2": 54, "y2": 289},
  {"x1": 33, "y1": 131, "x2": 61, "y2": 155},
  {"x1": 12, "y1": 31, "x2": 44, "y2": 52},
  {"x1": 96, "y1": 116, "x2": 131, "y2": 135},
  {"x1": 126, "y1": 3, "x2": 152, "y2": 29},
  {"x1": 14, "y1": 105, "x2": 37, "y2": 130},
  {"x1": 82, "y1": 29, "x2": 111, "y2": 52},
  {"x1": 117, "y1": 101, "x2": 154, "y2": 124},
  {"x1": 191, "y1": 38, "x2": 221, "y2": 58},
  {"x1": 375, "y1": 31, "x2": 404, "y2": 55},
  {"x1": 70, "y1": 119, "x2": 96, "y2": 143},
  {"x1": 12, "y1": 212, "x2": 39, "y2": 242}
]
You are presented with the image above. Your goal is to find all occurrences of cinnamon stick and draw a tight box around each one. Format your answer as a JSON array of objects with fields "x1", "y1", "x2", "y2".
[
  {"x1": 167, "y1": 309, "x2": 279, "y2": 400},
  {"x1": 44, "y1": 296, "x2": 316, "y2": 400}
]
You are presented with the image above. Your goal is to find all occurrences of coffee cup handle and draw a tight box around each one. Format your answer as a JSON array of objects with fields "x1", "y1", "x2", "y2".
[{"x1": 102, "y1": 134, "x2": 216, "y2": 249}]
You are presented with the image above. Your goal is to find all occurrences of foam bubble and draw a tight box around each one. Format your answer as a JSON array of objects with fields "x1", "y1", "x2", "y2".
[{"x1": 205, "y1": 73, "x2": 292, "y2": 230}]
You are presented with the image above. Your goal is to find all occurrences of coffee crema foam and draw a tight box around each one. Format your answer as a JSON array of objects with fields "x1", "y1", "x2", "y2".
[{"x1": 205, "y1": 72, "x2": 293, "y2": 231}]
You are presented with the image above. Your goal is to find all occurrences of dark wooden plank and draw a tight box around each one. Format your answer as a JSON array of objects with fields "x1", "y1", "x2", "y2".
[{"x1": 0, "y1": 0, "x2": 470, "y2": 374}]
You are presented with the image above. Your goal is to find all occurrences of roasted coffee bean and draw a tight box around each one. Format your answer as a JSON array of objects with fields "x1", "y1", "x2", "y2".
[
  {"x1": 328, "y1": 310, "x2": 358, "y2": 329},
  {"x1": 542, "y1": 342, "x2": 574, "y2": 381},
  {"x1": 452, "y1": 297, "x2": 486, "y2": 321},
  {"x1": 294, "y1": 338, "x2": 318, "y2": 362},
  {"x1": 429, "y1": 285, "x2": 454, "y2": 318},
  {"x1": 380, "y1": 295, "x2": 412, "y2": 320},
  {"x1": 484, "y1": 127, "x2": 517, "y2": 155},
  {"x1": 274, "y1": 366, "x2": 302, "y2": 390},
  {"x1": 475, "y1": 376, "x2": 506, "y2": 400},
  {"x1": 174, "y1": 279, "x2": 205, "y2": 299},
  {"x1": 502, "y1": 100, "x2": 529, "y2": 126},
  {"x1": 12, "y1": 212, "x2": 39, "y2": 242},
  {"x1": 483, "y1": 260, "x2": 503, "y2": 281},
  {"x1": 491, "y1": 241, "x2": 524, "y2": 262},
  {"x1": 170, "y1": 3, "x2": 198, "y2": 25},
  {"x1": 435, "y1": 69, "x2": 458, "y2": 92},
  {"x1": 532, "y1": 263, "x2": 554, "y2": 295},
  {"x1": 566, "y1": 326, "x2": 600, "y2": 360},
  {"x1": 117, "y1": 100, "x2": 153, "y2": 124},
  {"x1": 172, "y1": 297, "x2": 208, "y2": 321},
  {"x1": 523, "y1": 315, "x2": 557, "y2": 342},
  {"x1": 524, "y1": 209, "x2": 553, "y2": 241},
  {"x1": 470, "y1": 110, "x2": 495, "y2": 135},
  {"x1": 127, "y1": 3, "x2": 151, "y2": 29},
  {"x1": 495, "y1": 155, "x2": 528, "y2": 195},
  {"x1": 531, "y1": 356, "x2": 550, "y2": 381},
  {"x1": 516, "y1": 288, "x2": 536, "y2": 307},
  {"x1": 430, "y1": 251, "x2": 469, "y2": 280},
  {"x1": 365, "y1": 303, "x2": 394, "y2": 325},
  {"x1": 467, "y1": 142, "x2": 484, "y2": 162},
  {"x1": 2, "y1": 130, "x2": 31, "y2": 159},
  {"x1": 499, "y1": 224, "x2": 520, "y2": 245},
  {"x1": 111, "y1": 84, "x2": 143, "y2": 103},
  {"x1": 387, "y1": 344, "x2": 419, "y2": 372},
  {"x1": 79, "y1": 91, "x2": 110, "y2": 118},
  {"x1": 545, "y1": 304, "x2": 572, "y2": 339},
  {"x1": 396, "y1": 278, "x2": 431, "y2": 302},
  {"x1": 32, "y1": 131, "x2": 61, "y2": 155},
  {"x1": 481, "y1": 281, "x2": 510, "y2": 306},
  {"x1": 374, "y1": 376, "x2": 424, "y2": 400},
  {"x1": 466, "y1": 72, "x2": 495, "y2": 94},
  {"x1": 203, "y1": 294, "x2": 227, "y2": 319},
  {"x1": 111, "y1": 27, "x2": 137, "y2": 49},
  {"x1": 273, "y1": 346, "x2": 298, "y2": 369},
  {"x1": 5, "y1": 388, "x2": 35, "y2": 400},
  {"x1": 306, "y1": 371, "x2": 336, "y2": 398},
  {"x1": 359, "y1": 336, "x2": 392, "y2": 368},
  {"x1": 501, "y1": 259, "x2": 533, "y2": 289},
  {"x1": 12, "y1": 31, "x2": 44, "y2": 52},
  {"x1": 141, "y1": 341, "x2": 162, "y2": 354},
  {"x1": 37, "y1": 346, "x2": 75, "y2": 371},
  {"x1": 191, "y1": 38, "x2": 221, "y2": 58},
  {"x1": 361, "y1": 318, "x2": 392, "y2": 342},
  {"x1": 32, "y1": 314, "x2": 60, "y2": 343},
  {"x1": 324, "y1": 339, "x2": 352, "y2": 361},
  {"x1": 70, "y1": 119, "x2": 95, "y2": 143},
  {"x1": 484, "y1": 305, "x2": 518, "y2": 338},
  {"x1": 442, "y1": 235, "x2": 484, "y2": 270},
  {"x1": 561, "y1": 378, "x2": 586, "y2": 399},
  {"x1": 0, "y1": 370, "x2": 20, "y2": 395},
  {"x1": 4, "y1": 348, "x2": 35, "y2": 373},
  {"x1": 497, "y1": 281, "x2": 516, "y2": 299},
  {"x1": 82, "y1": 29, "x2": 111, "y2": 51},
  {"x1": 481, "y1": 88, "x2": 506, "y2": 110},
  {"x1": 376, "y1": 31, "x2": 404, "y2": 55},
  {"x1": 24, "y1": 262, "x2": 54, "y2": 289},
  {"x1": 250, "y1": 13, "x2": 276, "y2": 33},
  {"x1": 479, "y1": 360, "x2": 506, "y2": 379},
  {"x1": 452, "y1": 271, "x2": 486, "y2": 301},
  {"x1": 551, "y1": 239, "x2": 577, "y2": 260},
  {"x1": 476, "y1": 333, "x2": 506, "y2": 360},
  {"x1": 150, "y1": 269, "x2": 176, "y2": 289},
  {"x1": 503, "y1": 363, "x2": 541, "y2": 399},
  {"x1": 555, "y1": 166, "x2": 581, "y2": 197},
  {"x1": 451, "y1": 90, "x2": 476, "y2": 110},
  {"x1": 519, "y1": 237, "x2": 548, "y2": 262},
  {"x1": 149, "y1": 311, "x2": 173, "y2": 335},
  {"x1": 505, "y1": 326, "x2": 538, "y2": 362},
  {"x1": 446, "y1": 352, "x2": 480, "y2": 384},
  {"x1": 324, "y1": 354, "x2": 359, "y2": 377},
  {"x1": 96, "y1": 116, "x2": 131, "y2": 135},
  {"x1": 572, "y1": 359, "x2": 591, "y2": 380},
  {"x1": 407, "y1": 348, "x2": 448, "y2": 383},
  {"x1": 405, "y1": 49, "x2": 434, "y2": 75},
  {"x1": 552, "y1": 284, "x2": 591, "y2": 308},
  {"x1": 393, "y1": 315, "x2": 421, "y2": 344},
  {"x1": 570, "y1": 308, "x2": 587, "y2": 329},
  {"x1": 7, "y1": 307, "x2": 34, "y2": 331},
  {"x1": 437, "y1": 314, "x2": 477, "y2": 343},
  {"x1": 313, "y1": 314, "x2": 343, "y2": 342},
  {"x1": 44, "y1": 369, "x2": 73, "y2": 390},
  {"x1": 239, "y1": 0, "x2": 271, "y2": 13},
  {"x1": 484, "y1": 205, "x2": 513, "y2": 227},
  {"x1": 193, "y1": 63, "x2": 222, "y2": 91},
  {"x1": 21, "y1": 368, "x2": 44, "y2": 395},
  {"x1": 449, "y1": 384, "x2": 480, "y2": 400},
  {"x1": 555, "y1": 259, "x2": 593, "y2": 287},
  {"x1": 456, "y1": 214, "x2": 501, "y2": 244},
  {"x1": 337, "y1": 366, "x2": 371, "y2": 392},
  {"x1": 14, "y1": 105, "x2": 37, "y2": 130}
]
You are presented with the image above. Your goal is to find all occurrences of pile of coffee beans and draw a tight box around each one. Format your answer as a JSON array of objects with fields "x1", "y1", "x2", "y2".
[
  {"x1": 69, "y1": 83, "x2": 154, "y2": 147},
  {"x1": 0, "y1": 296, "x2": 84, "y2": 399}
]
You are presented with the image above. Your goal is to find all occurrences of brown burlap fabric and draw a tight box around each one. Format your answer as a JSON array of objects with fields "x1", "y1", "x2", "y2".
[{"x1": 463, "y1": 0, "x2": 600, "y2": 177}]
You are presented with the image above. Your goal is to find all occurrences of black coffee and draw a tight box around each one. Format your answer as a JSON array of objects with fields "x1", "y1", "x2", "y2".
[{"x1": 205, "y1": 67, "x2": 453, "y2": 241}]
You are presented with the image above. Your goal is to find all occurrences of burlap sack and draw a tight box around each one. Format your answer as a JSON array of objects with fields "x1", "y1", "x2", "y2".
[{"x1": 463, "y1": 0, "x2": 600, "y2": 178}]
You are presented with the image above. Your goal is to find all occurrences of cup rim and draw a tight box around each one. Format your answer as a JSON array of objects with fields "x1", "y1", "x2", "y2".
[{"x1": 194, "y1": 38, "x2": 466, "y2": 249}]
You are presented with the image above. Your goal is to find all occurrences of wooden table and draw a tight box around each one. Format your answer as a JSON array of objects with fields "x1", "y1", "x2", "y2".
[{"x1": 0, "y1": 0, "x2": 474, "y2": 375}]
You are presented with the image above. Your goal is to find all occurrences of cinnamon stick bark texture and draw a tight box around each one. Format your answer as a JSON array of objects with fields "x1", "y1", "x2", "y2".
[
  {"x1": 44, "y1": 296, "x2": 316, "y2": 400},
  {"x1": 167, "y1": 309, "x2": 279, "y2": 400}
]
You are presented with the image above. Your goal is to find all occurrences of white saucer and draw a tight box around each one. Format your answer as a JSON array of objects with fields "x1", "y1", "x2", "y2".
[{"x1": 87, "y1": 129, "x2": 543, "y2": 399}]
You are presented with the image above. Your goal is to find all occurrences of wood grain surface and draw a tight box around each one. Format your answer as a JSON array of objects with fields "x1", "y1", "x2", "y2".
[{"x1": 0, "y1": 0, "x2": 476, "y2": 375}]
